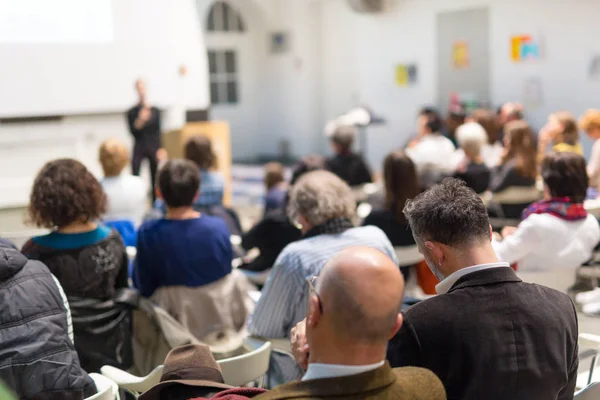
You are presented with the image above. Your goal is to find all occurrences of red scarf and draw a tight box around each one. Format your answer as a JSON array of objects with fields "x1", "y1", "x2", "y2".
[{"x1": 522, "y1": 197, "x2": 587, "y2": 221}]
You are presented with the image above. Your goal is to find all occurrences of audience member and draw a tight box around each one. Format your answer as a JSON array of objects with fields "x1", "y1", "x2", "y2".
[
  {"x1": 258, "y1": 247, "x2": 445, "y2": 400},
  {"x1": 493, "y1": 152, "x2": 600, "y2": 270},
  {"x1": 263, "y1": 162, "x2": 287, "y2": 214},
  {"x1": 0, "y1": 242, "x2": 96, "y2": 399},
  {"x1": 497, "y1": 102, "x2": 524, "y2": 129},
  {"x1": 489, "y1": 120, "x2": 538, "y2": 218},
  {"x1": 325, "y1": 125, "x2": 373, "y2": 187},
  {"x1": 386, "y1": 178, "x2": 578, "y2": 400},
  {"x1": 453, "y1": 122, "x2": 491, "y2": 194},
  {"x1": 239, "y1": 157, "x2": 322, "y2": 273},
  {"x1": 127, "y1": 79, "x2": 161, "y2": 201},
  {"x1": 139, "y1": 344, "x2": 266, "y2": 400},
  {"x1": 538, "y1": 111, "x2": 583, "y2": 160},
  {"x1": 134, "y1": 160, "x2": 251, "y2": 346},
  {"x1": 407, "y1": 108, "x2": 456, "y2": 189},
  {"x1": 249, "y1": 170, "x2": 396, "y2": 385},
  {"x1": 445, "y1": 110, "x2": 466, "y2": 147},
  {"x1": 362, "y1": 151, "x2": 419, "y2": 280},
  {"x1": 580, "y1": 109, "x2": 600, "y2": 188},
  {"x1": 467, "y1": 108, "x2": 503, "y2": 167},
  {"x1": 99, "y1": 137, "x2": 148, "y2": 227},
  {"x1": 183, "y1": 136, "x2": 225, "y2": 207},
  {"x1": 22, "y1": 159, "x2": 131, "y2": 372}
]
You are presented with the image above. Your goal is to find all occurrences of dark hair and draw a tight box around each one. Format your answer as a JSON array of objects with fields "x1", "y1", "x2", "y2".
[
  {"x1": 184, "y1": 136, "x2": 216, "y2": 170},
  {"x1": 446, "y1": 112, "x2": 466, "y2": 139},
  {"x1": 264, "y1": 162, "x2": 285, "y2": 190},
  {"x1": 551, "y1": 111, "x2": 579, "y2": 146},
  {"x1": 158, "y1": 160, "x2": 201, "y2": 208},
  {"x1": 403, "y1": 178, "x2": 490, "y2": 246},
  {"x1": 470, "y1": 109, "x2": 499, "y2": 144},
  {"x1": 541, "y1": 152, "x2": 588, "y2": 203},
  {"x1": 383, "y1": 152, "x2": 420, "y2": 224},
  {"x1": 503, "y1": 120, "x2": 537, "y2": 179},
  {"x1": 330, "y1": 125, "x2": 356, "y2": 152},
  {"x1": 28, "y1": 159, "x2": 107, "y2": 229},
  {"x1": 290, "y1": 155, "x2": 325, "y2": 185}
]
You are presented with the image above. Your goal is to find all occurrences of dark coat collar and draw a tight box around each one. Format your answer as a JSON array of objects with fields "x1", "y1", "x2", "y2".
[{"x1": 448, "y1": 266, "x2": 522, "y2": 294}]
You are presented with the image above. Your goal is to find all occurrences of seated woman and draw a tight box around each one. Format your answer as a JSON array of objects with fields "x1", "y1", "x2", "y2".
[
  {"x1": 362, "y1": 151, "x2": 420, "y2": 280},
  {"x1": 184, "y1": 135, "x2": 225, "y2": 207},
  {"x1": 468, "y1": 108, "x2": 503, "y2": 168},
  {"x1": 453, "y1": 122, "x2": 491, "y2": 194},
  {"x1": 22, "y1": 159, "x2": 131, "y2": 373},
  {"x1": 538, "y1": 111, "x2": 583, "y2": 161},
  {"x1": 325, "y1": 125, "x2": 373, "y2": 187},
  {"x1": 489, "y1": 120, "x2": 538, "y2": 218},
  {"x1": 580, "y1": 109, "x2": 600, "y2": 194},
  {"x1": 134, "y1": 160, "x2": 250, "y2": 344},
  {"x1": 493, "y1": 152, "x2": 600, "y2": 271},
  {"x1": 263, "y1": 161, "x2": 287, "y2": 214}
]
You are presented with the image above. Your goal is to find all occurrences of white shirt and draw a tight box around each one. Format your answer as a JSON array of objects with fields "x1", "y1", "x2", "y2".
[
  {"x1": 406, "y1": 134, "x2": 456, "y2": 174},
  {"x1": 436, "y1": 262, "x2": 511, "y2": 294},
  {"x1": 302, "y1": 360, "x2": 385, "y2": 382},
  {"x1": 492, "y1": 213, "x2": 600, "y2": 272},
  {"x1": 101, "y1": 174, "x2": 148, "y2": 227}
]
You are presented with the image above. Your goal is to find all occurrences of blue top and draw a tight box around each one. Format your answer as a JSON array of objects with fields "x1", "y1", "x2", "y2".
[
  {"x1": 133, "y1": 215, "x2": 232, "y2": 297},
  {"x1": 32, "y1": 226, "x2": 112, "y2": 250},
  {"x1": 264, "y1": 187, "x2": 287, "y2": 214}
]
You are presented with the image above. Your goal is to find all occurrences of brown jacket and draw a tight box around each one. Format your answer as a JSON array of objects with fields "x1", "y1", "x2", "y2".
[{"x1": 254, "y1": 363, "x2": 446, "y2": 400}]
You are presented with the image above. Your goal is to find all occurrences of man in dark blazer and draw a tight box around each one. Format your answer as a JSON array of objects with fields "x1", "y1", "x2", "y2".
[
  {"x1": 256, "y1": 246, "x2": 445, "y2": 400},
  {"x1": 387, "y1": 178, "x2": 578, "y2": 400}
]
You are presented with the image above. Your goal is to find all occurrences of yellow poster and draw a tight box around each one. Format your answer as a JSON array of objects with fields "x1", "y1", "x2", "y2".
[
  {"x1": 453, "y1": 41, "x2": 469, "y2": 69},
  {"x1": 396, "y1": 65, "x2": 409, "y2": 86}
]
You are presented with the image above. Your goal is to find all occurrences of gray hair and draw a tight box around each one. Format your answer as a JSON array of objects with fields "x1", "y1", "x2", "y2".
[
  {"x1": 330, "y1": 125, "x2": 357, "y2": 151},
  {"x1": 288, "y1": 170, "x2": 356, "y2": 227},
  {"x1": 456, "y1": 122, "x2": 487, "y2": 155}
]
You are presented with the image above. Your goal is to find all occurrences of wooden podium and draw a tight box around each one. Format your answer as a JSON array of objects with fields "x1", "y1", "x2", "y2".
[{"x1": 163, "y1": 121, "x2": 232, "y2": 206}]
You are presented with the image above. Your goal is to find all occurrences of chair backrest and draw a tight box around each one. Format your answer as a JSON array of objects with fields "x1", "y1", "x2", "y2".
[
  {"x1": 86, "y1": 373, "x2": 118, "y2": 400},
  {"x1": 576, "y1": 382, "x2": 600, "y2": 399},
  {"x1": 217, "y1": 338, "x2": 271, "y2": 386},
  {"x1": 101, "y1": 365, "x2": 164, "y2": 394},
  {"x1": 517, "y1": 265, "x2": 579, "y2": 293},
  {"x1": 585, "y1": 199, "x2": 600, "y2": 219},
  {"x1": 491, "y1": 186, "x2": 541, "y2": 205},
  {"x1": 394, "y1": 246, "x2": 424, "y2": 268}
]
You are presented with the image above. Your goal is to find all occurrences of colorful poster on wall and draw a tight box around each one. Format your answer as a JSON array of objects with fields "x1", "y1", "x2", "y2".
[
  {"x1": 395, "y1": 64, "x2": 418, "y2": 86},
  {"x1": 452, "y1": 41, "x2": 469, "y2": 69},
  {"x1": 511, "y1": 35, "x2": 542, "y2": 62}
]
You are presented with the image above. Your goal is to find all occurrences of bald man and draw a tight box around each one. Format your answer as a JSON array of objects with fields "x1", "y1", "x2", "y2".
[{"x1": 255, "y1": 247, "x2": 445, "y2": 400}]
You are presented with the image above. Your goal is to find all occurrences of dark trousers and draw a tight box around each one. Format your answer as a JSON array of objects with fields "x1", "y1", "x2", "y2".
[{"x1": 132, "y1": 143, "x2": 158, "y2": 202}]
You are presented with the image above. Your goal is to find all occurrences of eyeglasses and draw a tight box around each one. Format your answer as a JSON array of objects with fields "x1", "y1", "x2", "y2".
[{"x1": 306, "y1": 276, "x2": 323, "y2": 314}]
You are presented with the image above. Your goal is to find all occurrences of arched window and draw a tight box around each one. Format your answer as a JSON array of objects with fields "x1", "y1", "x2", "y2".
[{"x1": 206, "y1": 1, "x2": 245, "y2": 33}]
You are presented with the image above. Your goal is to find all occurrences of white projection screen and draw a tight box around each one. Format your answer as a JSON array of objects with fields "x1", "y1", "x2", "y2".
[{"x1": 0, "y1": 0, "x2": 209, "y2": 117}]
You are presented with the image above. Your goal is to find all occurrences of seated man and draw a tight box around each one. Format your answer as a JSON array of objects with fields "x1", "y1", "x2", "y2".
[
  {"x1": 134, "y1": 160, "x2": 250, "y2": 344},
  {"x1": 249, "y1": 170, "x2": 397, "y2": 384},
  {"x1": 325, "y1": 125, "x2": 373, "y2": 187},
  {"x1": 255, "y1": 247, "x2": 445, "y2": 400},
  {"x1": 453, "y1": 122, "x2": 491, "y2": 194},
  {"x1": 0, "y1": 242, "x2": 96, "y2": 399}
]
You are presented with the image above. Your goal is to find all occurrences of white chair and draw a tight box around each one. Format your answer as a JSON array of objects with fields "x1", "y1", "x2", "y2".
[
  {"x1": 585, "y1": 199, "x2": 600, "y2": 219},
  {"x1": 101, "y1": 365, "x2": 163, "y2": 394},
  {"x1": 517, "y1": 265, "x2": 579, "y2": 294},
  {"x1": 576, "y1": 382, "x2": 600, "y2": 399},
  {"x1": 394, "y1": 245, "x2": 424, "y2": 268},
  {"x1": 86, "y1": 373, "x2": 119, "y2": 400},
  {"x1": 484, "y1": 187, "x2": 541, "y2": 229},
  {"x1": 577, "y1": 333, "x2": 600, "y2": 391},
  {"x1": 218, "y1": 338, "x2": 271, "y2": 386}
]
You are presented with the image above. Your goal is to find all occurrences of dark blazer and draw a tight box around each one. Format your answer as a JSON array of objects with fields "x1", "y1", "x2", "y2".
[
  {"x1": 254, "y1": 364, "x2": 446, "y2": 400},
  {"x1": 387, "y1": 267, "x2": 579, "y2": 400},
  {"x1": 325, "y1": 152, "x2": 373, "y2": 187}
]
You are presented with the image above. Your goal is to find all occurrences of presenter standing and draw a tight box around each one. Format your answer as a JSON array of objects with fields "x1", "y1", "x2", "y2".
[{"x1": 127, "y1": 79, "x2": 161, "y2": 200}]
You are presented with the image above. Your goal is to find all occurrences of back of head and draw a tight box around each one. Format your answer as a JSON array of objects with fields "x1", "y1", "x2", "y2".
[
  {"x1": 403, "y1": 178, "x2": 490, "y2": 247},
  {"x1": 383, "y1": 151, "x2": 420, "y2": 224},
  {"x1": 551, "y1": 111, "x2": 579, "y2": 146},
  {"x1": 503, "y1": 120, "x2": 537, "y2": 179},
  {"x1": 419, "y1": 107, "x2": 443, "y2": 134},
  {"x1": 184, "y1": 136, "x2": 216, "y2": 170},
  {"x1": 264, "y1": 162, "x2": 285, "y2": 190},
  {"x1": 290, "y1": 155, "x2": 325, "y2": 185},
  {"x1": 579, "y1": 109, "x2": 600, "y2": 133},
  {"x1": 318, "y1": 247, "x2": 404, "y2": 345},
  {"x1": 158, "y1": 160, "x2": 201, "y2": 208},
  {"x1": 288, "y1": 170, "x2": 355, "y2": 227},
  {"x1": 330, "y1": 125, "x2": 356, "y2": 153},
  {"x1": 456, "y1": 122, "x2": 487, "y2": 156},
  {"x1": 99, "y1": 138, "x2": 129, "y2": 177},
  {"x1": 542, "y1": 152, "x2": 588, "y2": 203},
  {"x1": 28, "y1": 158, "x2": 107, "y2": 229},
  {"x1": 501, "y1": 102, "x2": 524, "y2": 122},
  {"x1": 470, "y1": 108, "x2": 499, "y2": 144}
]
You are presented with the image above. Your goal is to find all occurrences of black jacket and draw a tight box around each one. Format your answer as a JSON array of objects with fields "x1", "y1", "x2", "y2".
[
  {"x1": 387, "y1": 267, "x2": 578, "y2": 400},
  {"x1": 325, "y1": 152, "x2": 373, "y2": 187},
  {"x1": 127, "y1": 104, "x2": 162, "y2": 150},
  {"x1": 0, "y1": 245, "x2": 96, "y2": 399}
]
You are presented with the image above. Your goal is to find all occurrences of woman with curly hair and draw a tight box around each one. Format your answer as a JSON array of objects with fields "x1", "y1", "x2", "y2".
[{"x1": 22, "y1": 158, "x2": 131, "y2": 373}]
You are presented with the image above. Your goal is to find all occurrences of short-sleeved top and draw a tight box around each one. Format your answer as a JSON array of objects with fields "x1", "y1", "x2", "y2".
[{"x1": 133, "y1": 216, "x2": 232, "y2": 298}]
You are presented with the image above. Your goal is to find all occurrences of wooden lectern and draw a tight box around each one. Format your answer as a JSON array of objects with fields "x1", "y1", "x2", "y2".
[{"x1": 163, "y1": 121, "x2": 232, "y2": 206}]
